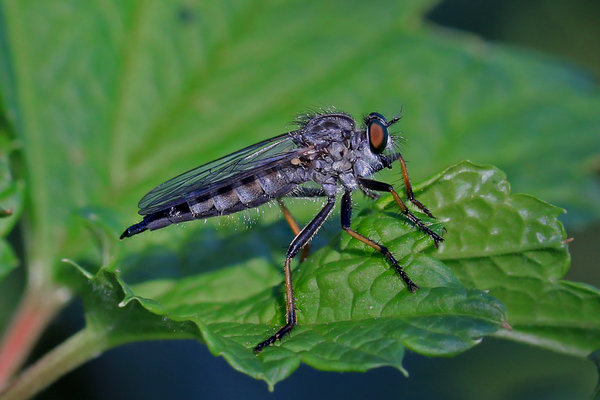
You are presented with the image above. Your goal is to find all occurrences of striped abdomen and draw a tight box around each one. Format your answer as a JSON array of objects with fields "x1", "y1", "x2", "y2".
[{"x1": 121, "y1": 166, "x2": 299, "y2": 238}]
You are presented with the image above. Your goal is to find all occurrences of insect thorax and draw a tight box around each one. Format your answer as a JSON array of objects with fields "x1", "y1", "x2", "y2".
[{"x1": 292, "y1": 113, "x2": 390, "y2": 196}]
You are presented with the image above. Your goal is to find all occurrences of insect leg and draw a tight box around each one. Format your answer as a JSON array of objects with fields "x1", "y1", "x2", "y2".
[
  {"x1": 341, "y1": 191, "x2": 418, "y2": 292},
  {"x1": 254, "y1": 196, "x2": 337, "y2": 353},
  {"x1": 279, "y1": 188, "x2": 327, "y2": 261},
  {"x1": 397, "y1": 154, "x2": 434, "y2": 218},
  {"x1": 277, "y1": 198, "x2": 310, "y2": 261},
  {"x1": 359, "y1": 178, "x2": 443, "y2": 248}
]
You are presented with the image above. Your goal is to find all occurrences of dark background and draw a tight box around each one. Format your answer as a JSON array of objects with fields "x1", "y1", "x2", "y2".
[{"x1": 3, "y1": 0, "x2": 599, "y2": 399}]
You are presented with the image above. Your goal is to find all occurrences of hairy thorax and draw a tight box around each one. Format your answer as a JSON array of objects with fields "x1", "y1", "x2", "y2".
[{"x1": 291, "y1": 113, "x2": 389, "y2": 196}]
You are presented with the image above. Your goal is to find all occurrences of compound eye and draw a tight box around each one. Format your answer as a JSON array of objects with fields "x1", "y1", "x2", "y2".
[{"x1": 367, "y1": 119, "x2": 388, "y2": 154}]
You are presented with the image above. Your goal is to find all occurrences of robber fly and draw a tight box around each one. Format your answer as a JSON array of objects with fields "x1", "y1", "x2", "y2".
[{"x1": 121, "y1": 110, "x2": 443, "y2": 353}]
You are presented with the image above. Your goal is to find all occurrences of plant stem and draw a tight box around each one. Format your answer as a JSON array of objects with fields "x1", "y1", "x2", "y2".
[
  {"x1": 0, "y1": 329, "x2": 106, "y2": 400},
  {"x1": 0, "y1": 282, "x2": 69, "y2": 388}
]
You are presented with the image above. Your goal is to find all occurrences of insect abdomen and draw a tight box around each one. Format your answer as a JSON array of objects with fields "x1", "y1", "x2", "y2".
[
  {"x1": 121, "y1": 167, "x2": 299, "y2": 239},
  {"x1": 188, "y1": 167, "x2": 296, "y2": 217},
  {"x1": 120, "y1": 203, "x2": 195, "y2": 239}
]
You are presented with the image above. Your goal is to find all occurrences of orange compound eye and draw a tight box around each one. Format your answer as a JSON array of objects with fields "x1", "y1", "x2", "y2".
[{"x1": 367, "y1": 119, "x2": 388, "y2": 154}]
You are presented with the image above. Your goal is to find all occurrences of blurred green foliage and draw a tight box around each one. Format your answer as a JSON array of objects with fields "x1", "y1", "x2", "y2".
[{"x1": 0, "y1": 133, "x2": 21, "y2": 281}]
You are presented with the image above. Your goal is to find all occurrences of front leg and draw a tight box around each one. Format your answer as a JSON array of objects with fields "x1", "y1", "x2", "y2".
[
  {"x1": 397, "y1": 154, "x2": 434, "y2": 218},
  {"x1": 359, "y1": 178, "x2": 443, "y2": 248},
  {"x1": 341, "y1": 191, "x2": 418, "y2": 292}
]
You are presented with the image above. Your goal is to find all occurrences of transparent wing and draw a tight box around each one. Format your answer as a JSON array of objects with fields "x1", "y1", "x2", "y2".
[{"x1": 138, "y1": 132, "x2": 301, "y2": 215}]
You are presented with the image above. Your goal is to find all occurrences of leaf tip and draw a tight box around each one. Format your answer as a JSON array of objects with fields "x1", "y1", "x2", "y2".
[{"x1": 118, "y1": 292, "x2": 136, "y2": 308}]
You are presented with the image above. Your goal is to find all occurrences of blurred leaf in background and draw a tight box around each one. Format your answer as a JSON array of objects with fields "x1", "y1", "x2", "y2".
[
  {"x1": 0, "y1": 0, "x2": 599, "y2": 398},
  {"x1": 0, "y1": 131, "x2": 21, "y2": 282}
]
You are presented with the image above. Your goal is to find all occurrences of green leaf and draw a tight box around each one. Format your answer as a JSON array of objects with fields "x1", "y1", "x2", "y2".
[
  {"x1": 78, "y1": 162, "x2": 545, "y2": 388},
  {"x1": 407, "y1": 161, "x2": 599, "y2": 356},
  {"x1": 82, "y1": 268, "x2": 199, "y2": 346},
  {"x1": 76, "y1": 162, "x2": 591, "y2": 389}
]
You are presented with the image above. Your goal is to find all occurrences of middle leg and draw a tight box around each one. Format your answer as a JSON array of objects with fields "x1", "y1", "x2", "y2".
[
  {"x1": 277, "y1": 187, "x2": 328, "y2": 261},
  {"x1": 254, "y1": 196, "x2": 337, "y2": 353},
  {"x1": 277, "y1": 198, "x2": 310, "y2": 261}
]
